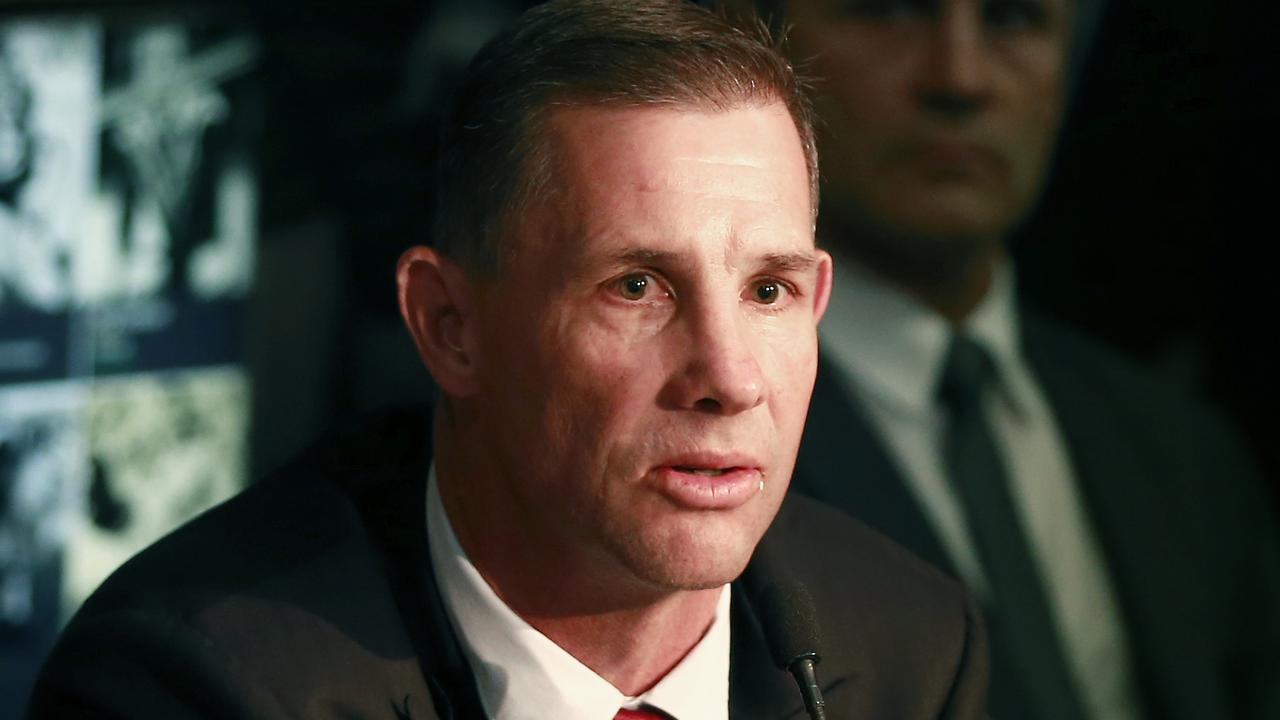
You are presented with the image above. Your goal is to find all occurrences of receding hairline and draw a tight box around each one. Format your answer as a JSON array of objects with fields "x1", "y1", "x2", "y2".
[
  {"x1": 510, "y1": 93, "x2": 818, "y2": 246},
  {"x1": 533, "y1": 96, "x2": 812, "y2": 195},
  {"x1": 433, "y1": 0, "x2": 820, "y2": 277}
]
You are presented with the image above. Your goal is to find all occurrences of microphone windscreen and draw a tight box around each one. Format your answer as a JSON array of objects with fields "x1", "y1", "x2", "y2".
[{"x1": 753, "y1": 580, "x2": 822, "y2": 670}]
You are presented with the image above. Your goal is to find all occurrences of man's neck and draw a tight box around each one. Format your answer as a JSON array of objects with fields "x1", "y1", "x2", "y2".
[
  {"x1": 433, "y1": 416, "x2": 722, "y2": 696},
  {"x1": 885, "y1": 254, "x2": 995, "y2": 324},
  {"x1": 522, "y1": 587, "x2": 722, "y2": 696},
  {"x1": 840, "y1": 236, "x2": 1002, "y2": 324}
]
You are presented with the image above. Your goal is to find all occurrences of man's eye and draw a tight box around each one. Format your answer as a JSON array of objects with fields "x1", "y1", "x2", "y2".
[
  {"x1": 615, "y1": 273, "x2": 661, "y2": 301},
  {"x1": 748, "y1": 279, "x2": 789, "y2": 305}
]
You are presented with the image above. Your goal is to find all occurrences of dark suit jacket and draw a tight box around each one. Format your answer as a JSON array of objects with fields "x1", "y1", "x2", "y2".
[
  {"x1": 28, "y1": 406, "x2": 988, "y2": 719},
  {"x1": 795, "y1": 310, "x2": 1280, "y2": 720}
]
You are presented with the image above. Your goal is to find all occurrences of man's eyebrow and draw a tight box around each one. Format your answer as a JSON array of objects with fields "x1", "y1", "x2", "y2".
[
  {"x1": 758, "y1": 252, "x2": 818, "y2": 273},
  {"x1": 589, "y1": 247, "x2": 818, "y2": 272},
  {"x1": 599, "y1": 247, "x2": 682, "y2": 267}
]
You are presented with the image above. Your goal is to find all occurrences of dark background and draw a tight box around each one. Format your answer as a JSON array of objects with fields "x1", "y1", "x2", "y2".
[{"x1": 1012, "y1": 0, "x2": 1277, "y2": 495}]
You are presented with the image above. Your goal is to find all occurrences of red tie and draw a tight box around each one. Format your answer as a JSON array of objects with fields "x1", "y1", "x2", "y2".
[{"x1": 614, "y1": 708, "x2": 671, "y2": 720}]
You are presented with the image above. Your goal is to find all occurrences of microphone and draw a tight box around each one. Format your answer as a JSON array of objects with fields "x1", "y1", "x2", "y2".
[{"x1": 752, "y1": 579, "x2": 828, "y2": 720}]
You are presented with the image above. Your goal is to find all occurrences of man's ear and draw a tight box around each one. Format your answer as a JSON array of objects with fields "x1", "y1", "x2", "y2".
[
  {"x1": 397, "y1": 246, "x2": 479, "y2": 398},
  {"x1": 812, "y1": 249, "x2": 834, "y2": 324}
]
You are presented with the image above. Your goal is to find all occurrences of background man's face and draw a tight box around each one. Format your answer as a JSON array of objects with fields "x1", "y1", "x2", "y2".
[
  {"x1": 471, "y1": 102, "x2": 829, "y2": 593},
  {"x1": 788, "y1": 0, "x2": 1070, "y2": 245}
]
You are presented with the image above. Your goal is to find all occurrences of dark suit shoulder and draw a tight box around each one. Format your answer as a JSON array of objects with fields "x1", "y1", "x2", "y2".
[
  {"x1": 59, "y1": 404, "x2": 433, "y2": 620},
  {"x1": 764, "y1": 494, "x2": 987, "y2": 718},
  {"x1": 769, "y1": 492, "x2": 968, "y2": 610},
  {"x1": 1022, "y1": 310, "x2": 1269, "y2": 514},
  {"x1": 28, "y1": 407, "x2": 441, "y2": 719},
  {"x1": 1023, "y1": 310, "x2": 1225, "y2": 423},
  {"x1": 1021, "y1": 311, "x2": 1280, "y2": 720}
]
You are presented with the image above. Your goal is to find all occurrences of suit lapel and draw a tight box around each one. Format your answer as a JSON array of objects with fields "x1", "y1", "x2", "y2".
[
  {"x1": 728, "y1": 578, "x2": 858, "y2": 720},
  {"x1": 728, "y1": 584, "x2": 808, "y2": 720},
  {"x1": 730, "y1": 519, "x2": 865, "y2": 720},
  {"x1": 794, "y1": 356, "x2": 955, "y2": 574},
  {"x1": 333, "y1": 407, "x2": 486, "y2": 720}
]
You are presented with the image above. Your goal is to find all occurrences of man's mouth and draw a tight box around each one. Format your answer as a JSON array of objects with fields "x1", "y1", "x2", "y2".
[
  {"x1": 652, "y1": 459, "x2": 765, "y2": 510},
  {"x1": 672, "y1": 465, "x2": 736, "y2": 476}
]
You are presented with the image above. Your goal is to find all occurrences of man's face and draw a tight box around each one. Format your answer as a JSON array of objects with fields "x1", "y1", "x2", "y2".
[
  {"x1": 470, "y1": 102, "x2": 829, "y2": 593},
  {"x1": 787, "y1": 0, "x2": 1070, "y2": 246}
]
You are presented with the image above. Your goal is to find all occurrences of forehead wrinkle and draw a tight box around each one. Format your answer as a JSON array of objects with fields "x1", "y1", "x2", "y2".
[
  {"x1": 629, "y1": 166, "x2": 792, "y2": 207},
  {"x1": 676, "y1": 155, "x2": 770, "y2": 170}
]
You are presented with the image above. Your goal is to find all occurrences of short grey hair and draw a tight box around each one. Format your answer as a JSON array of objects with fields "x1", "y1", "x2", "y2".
[{"x1": 433, "y1": 0, "x2": 819, "y2": 276}]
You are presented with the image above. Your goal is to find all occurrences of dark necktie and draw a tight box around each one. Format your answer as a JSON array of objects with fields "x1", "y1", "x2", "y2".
[
  {"x1": 937, "y1": 333, "x2": 1088, "y2": 720},
  {"x1": 614, "y1": 707, "x2": 672, "y2": 720}
]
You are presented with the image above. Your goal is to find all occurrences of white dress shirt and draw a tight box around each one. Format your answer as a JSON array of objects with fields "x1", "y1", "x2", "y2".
[
  {"x1": 426, "y1": 466, "x2": 732, "y2": 720},
  {"x1": 819, "y1": 256, "x2": 1141, "y2": 720}
]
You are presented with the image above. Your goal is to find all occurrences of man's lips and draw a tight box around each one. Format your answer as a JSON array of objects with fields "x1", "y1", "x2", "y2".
[
  {"x1": 651, "y1": 453, "x2": 765, "y2": 510},
  {"x1": 896, "y1": 139, "x2": 1006, "y2": 179}
]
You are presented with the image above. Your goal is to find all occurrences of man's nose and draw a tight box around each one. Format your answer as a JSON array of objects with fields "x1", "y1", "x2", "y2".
[
  {"x1": 663, "y1": 301, "x2": 766, "y2": 416},
  {"x1": 916, "y1": 4, "x2": 993, "y2": 118}
]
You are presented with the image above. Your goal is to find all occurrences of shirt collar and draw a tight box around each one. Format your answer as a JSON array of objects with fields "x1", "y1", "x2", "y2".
[
  {"x1": 819, "y1": 251, "x2": 1032, "y2": 417},
  {"x1": 426, "y1": 465, "x2": 732, "y2": 720}
]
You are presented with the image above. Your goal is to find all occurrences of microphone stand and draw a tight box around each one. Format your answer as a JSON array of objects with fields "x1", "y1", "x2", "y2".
[{"x1": 786, "y1": 652, "x2": 827, "y2": 720}]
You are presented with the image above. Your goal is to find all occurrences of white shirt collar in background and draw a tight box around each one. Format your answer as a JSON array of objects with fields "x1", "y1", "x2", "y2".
[{"x1": 820, "y1": 252, "x2": 1032, "y2": 419}]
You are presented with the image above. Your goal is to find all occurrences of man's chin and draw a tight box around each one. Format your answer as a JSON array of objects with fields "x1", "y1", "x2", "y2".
[
  {"x1": 831, "y1": 178, "x2": 1015, "y2": 243},
  {"x1": 613, "y1": 520, "x2": 764, "y2": 593},
  {"x1": 884, "y1": 190, "x2": 1014, "y2": 239},
  {"x1": 830, "y1": 198, "x2": 1010, "y2": 278}
]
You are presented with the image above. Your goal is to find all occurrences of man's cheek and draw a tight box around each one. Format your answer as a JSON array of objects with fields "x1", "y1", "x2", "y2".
[
  {"x1": 758, "y1": 317, "x2": 817, "y2": 364},
  {"x1": 767, "y1": 333, "x2": 818, "y2": 403}
]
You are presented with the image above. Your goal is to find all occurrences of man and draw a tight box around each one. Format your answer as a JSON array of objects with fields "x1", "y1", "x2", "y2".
[
  {"x1": 753, "y1": 0, "x2": 1280, "y2": 719},
  {"x1": 27, "y1": 2, "x2": 988, "y2": 718}
]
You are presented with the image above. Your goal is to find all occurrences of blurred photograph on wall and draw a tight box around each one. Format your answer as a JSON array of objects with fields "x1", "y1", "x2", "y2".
[
  {"x1": 64, "y1": 366, "x2": 248, "y2": 611},
  {"x1": 86, "y1": 19, "x2": 258, "y2": 376},
  {"x1": 0, "y1": 7, "x2": 258, "y2": 715},
  {"x1": 0, "y1": 19, "x2": 100, "y2": 385}
]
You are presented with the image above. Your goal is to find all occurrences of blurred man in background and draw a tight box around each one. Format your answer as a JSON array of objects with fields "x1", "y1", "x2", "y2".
[{"x1": 744, "y1": 0, "x2": 1280, "y2": 718}]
